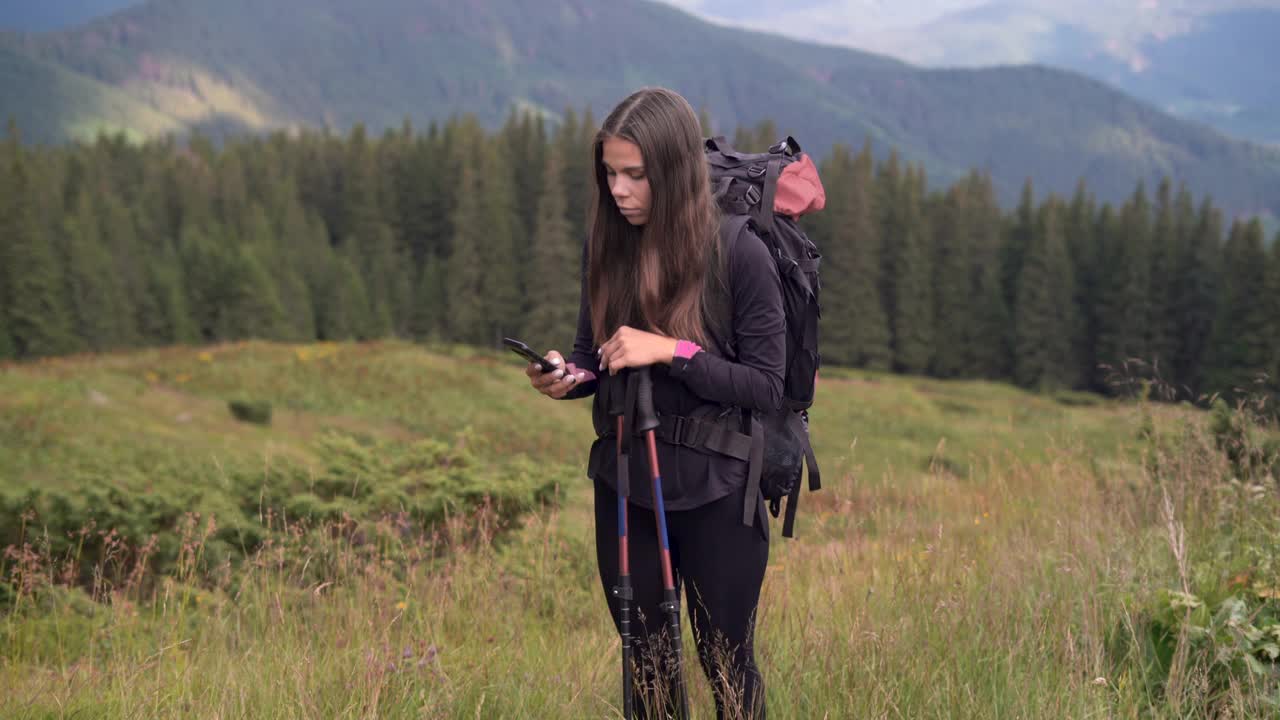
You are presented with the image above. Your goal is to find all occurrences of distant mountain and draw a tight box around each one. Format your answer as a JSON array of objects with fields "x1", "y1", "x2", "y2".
[
  {"x1": 665, "y1": 1, "x2": 1280, "y2": 147},
  {"x1": 1, "y1": 0, "x2": 1279, "y2": 218},
  {"x1": 0, "y1": 0, "x2": 142, "y2": 31},
  {"x1": 1043, "y1": 8, "x2": 1280, "y2": 147},
  {"x1": 0, "y1": 42, "x2": 182, "y2": 142}
]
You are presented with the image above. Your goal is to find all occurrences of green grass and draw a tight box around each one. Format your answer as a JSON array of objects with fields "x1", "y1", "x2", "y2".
[{"x1": 1, "y1": 340, "x2": 1276, "y2": 718}]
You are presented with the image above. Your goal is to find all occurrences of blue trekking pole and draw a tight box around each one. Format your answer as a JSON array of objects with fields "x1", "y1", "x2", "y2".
[
  {"x1": 609, "y1": 369, "x2": 637, "y2": 719},
  {"x1": 635, "y1": 366, "x2": 690, "y2": 719}
]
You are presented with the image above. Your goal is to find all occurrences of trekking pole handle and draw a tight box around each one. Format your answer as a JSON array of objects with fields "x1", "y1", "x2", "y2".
[
  {"x1": 634, "y1": 366, "x2": 659, "y2": 432},
  {"x1": 607, "y1": 368, "x2": 628, "y2": 416}
]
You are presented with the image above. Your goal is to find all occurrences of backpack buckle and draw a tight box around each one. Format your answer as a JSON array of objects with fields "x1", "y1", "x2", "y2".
[
  {"x1": 670, "y1": 416, "x2": 689, "y2": 446},
  {"x1": 744, "y1": 184, "x2": 761, "y2": 207},
  {"x1": 770, "y1": 137, "x2": 800, "y2": 156},
  {"x1": 747, "y1": 164, "x2": 767, "y2": 179}
]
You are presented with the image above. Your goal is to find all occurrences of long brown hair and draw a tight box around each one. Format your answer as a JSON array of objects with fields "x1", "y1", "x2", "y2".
[{"x1": 587, "y1": 87, "x2": 724, "y2": 349}]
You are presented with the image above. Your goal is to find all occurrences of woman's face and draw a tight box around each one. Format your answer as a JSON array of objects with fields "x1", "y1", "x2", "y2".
[{"x1": 602, "y1": 136, "x2": 651, "y2": 226}]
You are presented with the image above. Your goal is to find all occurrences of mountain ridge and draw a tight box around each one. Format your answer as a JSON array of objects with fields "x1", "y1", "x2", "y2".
[{"x1": 1, "y1": 0, "x2": 1278, "y2": 217}]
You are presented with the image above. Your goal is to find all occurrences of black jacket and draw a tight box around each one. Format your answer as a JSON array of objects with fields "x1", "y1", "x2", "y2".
[{"x1": 559, "y1": 228, "x2": 785, "y2": 511}]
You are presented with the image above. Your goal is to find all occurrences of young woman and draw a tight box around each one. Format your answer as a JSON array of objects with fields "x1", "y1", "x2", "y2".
[{"x1": 526, "y1": 87, "x2": 785, "y2": 719}]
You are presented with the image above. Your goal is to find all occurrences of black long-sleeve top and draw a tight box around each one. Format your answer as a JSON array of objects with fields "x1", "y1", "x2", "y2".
[{"x1": 558, "y1": 229, "x2": 785, "y2": 511}]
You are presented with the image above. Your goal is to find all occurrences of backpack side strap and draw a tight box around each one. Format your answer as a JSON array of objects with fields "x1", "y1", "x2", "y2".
[
  {"x1": 779, "y1": 410, "x2": 821, "y2": 538},
  {"x1": 744, "y1": 412, "x2": 765, "y2": 528}
]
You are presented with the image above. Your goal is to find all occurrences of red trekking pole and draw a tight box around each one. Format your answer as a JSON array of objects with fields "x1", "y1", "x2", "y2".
[{"x1": 634, "y1": 366, "x2": 690, "y2": 719}]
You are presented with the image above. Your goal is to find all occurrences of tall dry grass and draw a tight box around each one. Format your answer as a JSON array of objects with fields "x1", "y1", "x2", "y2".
[{"x1": 2, "y1": 344, "x2": 1277, "y2": 718}]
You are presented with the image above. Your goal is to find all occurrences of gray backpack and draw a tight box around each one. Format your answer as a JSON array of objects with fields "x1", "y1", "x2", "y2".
[{"x1": 703, "y1": 135, "x2": 824, "y2": 538}]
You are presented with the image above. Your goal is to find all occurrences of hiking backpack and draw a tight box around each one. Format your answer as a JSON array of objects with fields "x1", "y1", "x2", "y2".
[{"x1": 704, "y1": 135, "x2": 825, "y2": 538}]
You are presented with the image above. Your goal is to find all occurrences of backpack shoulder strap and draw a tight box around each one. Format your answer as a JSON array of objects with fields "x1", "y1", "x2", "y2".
[
  {"x1": 755, "y1": 157, "x2": 783, "y2": 239},
  {"x1": 720, "y1": 213, "x2": 751, "y2": 251},
  {"x1": 703, "y1": 214, "x2": 752, "y2": 360}
]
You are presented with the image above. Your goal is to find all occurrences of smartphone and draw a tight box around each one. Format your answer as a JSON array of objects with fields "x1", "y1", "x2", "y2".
[{"x1": 503, "y1": 337, "x2": 558, "y2": 374}]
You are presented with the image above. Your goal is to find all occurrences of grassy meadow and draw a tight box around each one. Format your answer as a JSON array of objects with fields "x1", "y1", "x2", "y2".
[{"x1": 1, "y1": 340, "x2": 1277, "y2": 718}]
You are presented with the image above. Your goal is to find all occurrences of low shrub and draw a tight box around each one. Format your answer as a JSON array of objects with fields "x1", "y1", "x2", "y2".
[
  {"x1": 0, "y1": 429, "x2": 565, "y2": 606},
  {"x1": 228, "y1": 398, "x2": 273, "y2": 425}
]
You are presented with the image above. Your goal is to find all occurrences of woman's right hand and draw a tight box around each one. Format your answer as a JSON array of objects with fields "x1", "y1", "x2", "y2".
[{"x1": 527, "y1": 350, "x2": 585, "y2": 399}]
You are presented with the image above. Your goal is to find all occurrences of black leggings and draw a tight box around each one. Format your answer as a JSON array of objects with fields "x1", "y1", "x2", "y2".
[{"x1": 594, "y1": 480, "x2": 769, "y2": 720}]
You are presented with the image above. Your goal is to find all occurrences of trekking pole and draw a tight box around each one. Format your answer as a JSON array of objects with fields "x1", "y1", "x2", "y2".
[
  {"x1": 634, "y1": 366, "x2": 690, "y2": 719},
  {"x1": 608, "y1": 370, "x2": 637, "y2": 719}
]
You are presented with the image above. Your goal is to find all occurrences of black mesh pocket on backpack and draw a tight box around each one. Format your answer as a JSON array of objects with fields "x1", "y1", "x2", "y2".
[
  {"x1": 783, "y1": 295, "x2": 820, "y2": 410},
  {"x1": 759, "y1": 410, "x2": 805, "y2": 511}
]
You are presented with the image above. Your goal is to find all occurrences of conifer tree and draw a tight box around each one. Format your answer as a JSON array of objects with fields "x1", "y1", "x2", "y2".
[
  {"x1": 338, "y1": 125, "x2": 403, "y2": 336},
  {"x1": 396, "y1": 128, "x2": 454, "y2": 339},
  {"x1": 96, "y1": 192, "x2": 145, "y2": 346},
  {"x1": 445, "y1": 158, "x2": 488, "y2": 345},
  {"x1": 410, "y1": 253, "x2": 446, "y2": 341},
  {"x1": 370, "y1": 224, "x2": 408, "y2": 336},
  {"x1": 1095, "y1": 184, "x2": 1152, "y2": 388},
  {"x1": 214, "y1": 148, "x2": 250, "y2": 236},
  {"x1": 1002, "y1": 180, "x2": 1036, "y2": 312},
  {"x1": 316, "y1": 254, "x2": 372, "y2": 341},
  {"x1": 0, "y1": 134, "x2": 16, "y2": 360},
  {"x1": 886, "y1": 163, "x2": 933, "y2": 374},
  {"x1": 557, "y1": 109, "x2": 595, "y2": 239},
  {"x1": 523, "y1": 143, "x2": 580, "y2": 351},
  {"x1": 1063, "y1": 181, "x2": 1098, "y2": 389},
  {"x1": 180, "y1": 222, "x2": 240, "y2": 342},
  {"x1": 1206, "y1": 219, "x2": 1272, "y2": 397},
  {"x1": 1013, "y1": 198, "x2": 1076, "y2": 389},
  {"x1": 875, "y1": 151, "x2": 902, "y2": 358},
  {"x1": 60, "y1": 192, "x2": 132, "y2": 351},
  {"x1": 931, "y1": 182, "x2": 974, "y2": 378},
  {"x1": 271, "y1": 196, "x2": 320, "y2": 340},
  {"x1": 0, "y1": 149, "x2": 75, "y2": 358},
  {"x1": 970, "y1": 260, "x2": 1010, "y2": 380},
  {"x1": 959, "y1": 172, "x2": 1009, "y2": 379},
  {"x1": 0, "y1": 292, "x2": 12, "y2": 360},
  {"x1": 504, "y1": 110, "x2": 546, "y2": 237},
  {"x1": 847, "y1": 144, "x2": 892, "y2": 370},
  {"x1": 395, "y1": 131, "x2": 436, "y2": 273},
  {"x1": 1267, "y1": 233, "x2": 1280, "y2": 406},
  {"x1": 138, "y1": 247, "x2": 198, "y2": 346},
  {"x1": 220, "y1": 244, "x2": 288, "y2": 340},
  {"x1": 1090, "y1": 205, "x2": 1121, "y2": 388},
  {"x1": 426, "y1": 122, "x2": 459, "y2": 255},
  {"x1": 501, "y1": 111, "x2": 546, "y2": 338},
  {"x1": 475, "y1": 141, "x2": 522, "y2": 346},
  {"x1": 1147, "y1": 178, "x2": 1177, "y2": 376},
  {"x1": 1172, "y1": 198, "x2": 1222, "y2": 396},
  {"x1": 810, "y1": 145, "x2": 854, "y2": 365}
]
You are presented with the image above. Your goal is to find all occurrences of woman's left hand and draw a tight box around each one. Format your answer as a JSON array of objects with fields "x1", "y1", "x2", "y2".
[{"x1": 597, "y1": 326, "x2": 679, "y2": 375}]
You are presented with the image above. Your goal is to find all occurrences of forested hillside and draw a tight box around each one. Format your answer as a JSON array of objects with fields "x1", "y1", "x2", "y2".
[{"x1": 2, "y1": 117, "x2": 1276, "y2": 404}]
